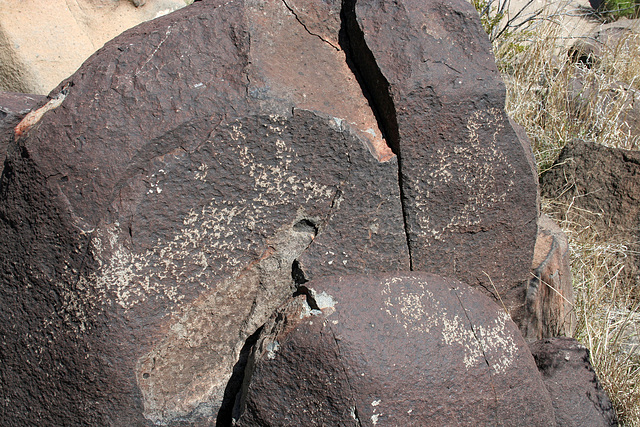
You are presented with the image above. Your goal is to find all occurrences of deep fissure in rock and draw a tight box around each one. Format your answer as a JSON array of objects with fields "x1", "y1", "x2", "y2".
[
  {"x1": 293, "y1": 285, "x2": 320, "y2": 310},
  {"x1": 215, "y1": 326, "x2": 264, "y2": 427},
  {"x1": 291, "y1": 259, "x2": 309, "y2": 286},
  {"x1": 339, "y1": 0, "x2": 413, "y2": 269}
]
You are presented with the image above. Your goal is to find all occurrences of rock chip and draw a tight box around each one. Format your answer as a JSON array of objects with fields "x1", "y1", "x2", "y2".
[
  {"x1": 530, "y1": 337, "x2": 619, "y2": 427},
  {"x1": 236, "y1": 273, "x2": 557, "y2": 426},
  {"x1": 0, "y1": 92, "x2": 45, "y2": 172},
  {"x1": 523, "y1": 214, "x2": 575, "y2": 340}
]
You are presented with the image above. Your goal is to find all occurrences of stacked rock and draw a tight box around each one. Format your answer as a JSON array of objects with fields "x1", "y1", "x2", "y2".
[{"x1": 0, "y1": 0, "x2": 615, "y2": 425}]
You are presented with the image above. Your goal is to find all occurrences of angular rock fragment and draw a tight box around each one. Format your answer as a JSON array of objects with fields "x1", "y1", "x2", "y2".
[
  {"x1": 523, "y1": 214, "x2": 575, "y2": 340},
  {"x1": 236, "y1": 273, "x2": 557, "y2": 426},
  {"x1": 530, "y1": 337, "x2": 619, "y2": 427}
]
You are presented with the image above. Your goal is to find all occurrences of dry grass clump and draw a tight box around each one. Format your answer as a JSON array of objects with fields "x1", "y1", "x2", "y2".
[
  {"x1": 494, "y1": 10, "x2": 640, "y2": 171},
  {"x1": 474, "y1": 0, "x2": 640, "y2": 423}
]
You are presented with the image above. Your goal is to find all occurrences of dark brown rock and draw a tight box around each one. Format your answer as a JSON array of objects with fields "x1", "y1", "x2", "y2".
[
  {"x1": 0, "y1": 0, "x2": 540, "y2": 425},
  {"x1": 540, "y1": 139, "x2": 640, "y2": 298},
  {"x1": 523, "y1": 214, "x2": 575, "y2": 340},
  {"x1": 236, "y1": 273, "x2": 557, "y2": 426},
  {"x1": 541, "y1": 139, "x2": 640, "y2": 234},
  {"x1": 345, "y1": 0, "x2": 539, "y2": 322},
  {"x1": 0, "y1": 2, "x2": 409, "y2": 424},
  {"x1": 0, "y1": 92, "x2": 45, "y2": 172},
  {"x1": 530, "y1": 337, "x2": 619, "y2": 426}
]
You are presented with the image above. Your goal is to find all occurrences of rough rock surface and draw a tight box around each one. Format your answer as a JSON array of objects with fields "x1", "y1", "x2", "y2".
[
  {"x1": 523, "y1": 214, "x2": 575, "y2": 340},
  {"x1": 0, "y1": 0, "x2": 539, "y2": 425},
  {"x1": 0, "y1": 0, "x2": 188, "y2": 94},
  {"x1": 530, "y1": 337, "x2": 619, "y2": 427},
  {"x1": 0, "y1": 92, "x2": 45, "y2": 172},
  {"x1": 236, "y1": 273, "x2": 557, "y2": 426},
  {"x1": 346, "y1": 0, "x2": 540, "y2": 321},
  {"x1": 540, "y1": 139, "x2": 640, "y2": 297},
  {"x1": 541, "y1": 139, "x2": 640, "y2": 233}
]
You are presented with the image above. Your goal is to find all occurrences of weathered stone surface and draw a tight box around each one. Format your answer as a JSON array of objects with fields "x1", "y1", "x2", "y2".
[
  {"x1": 236, "y1": 273, "x2": 557, "y2": 426},
  {"x1": 0, "y1": 0, "x2": 541, "y2": 424},
  {"x1": 0, "y1": 2, "x2": 408, "y2": 424},
  {"x1": 346, "y1": 0, "x2": 539, "y2": 322},
  {"x1": 541, "y1": 139, "x2": 640, "y2": 297},
  {"x1": 0, "y1": 0, "x2": 188, "y2": 94},
  {"x1": 523, "y1": 214, "x2": 575, "y2": 340},
  {"x1": 530, "y1": 337, "x2": 619, "y2": 426},
  {"x1": 542, "y1": 139, "x2": 640, "y2": 234},
  {"x1": 0, "y1": 92, "x2": 45, "y2": 172}
]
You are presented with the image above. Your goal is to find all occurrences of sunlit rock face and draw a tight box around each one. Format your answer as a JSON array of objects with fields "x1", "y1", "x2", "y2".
[{"x1": 0, "y1": 0, "x2": 541, "y2": 424}]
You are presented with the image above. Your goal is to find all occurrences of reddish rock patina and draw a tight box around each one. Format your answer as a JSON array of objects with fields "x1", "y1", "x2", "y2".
[{"x1": 523, "y1": 214, "x2": 575, "y2": 340}]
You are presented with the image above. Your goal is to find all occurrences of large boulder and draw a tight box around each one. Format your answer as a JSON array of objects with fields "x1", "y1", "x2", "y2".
[
  {"x1": 0, "y1": 0, "x2": 539, "y2": 424},
  {"x1": 235, "y1": 273, "x2": 557, "y2": 426},
  {"x1": 343, "y1": 0, "x2": 539, "y2": 319}
]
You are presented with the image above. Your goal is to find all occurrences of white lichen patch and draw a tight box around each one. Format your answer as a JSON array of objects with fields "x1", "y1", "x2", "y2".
[
  {"x1": 265, "y1": 340, "x2": 280, "y2": 359},
  {"x1": 312, "y1": 291, "x2": 337, "y2": 311},
  {"x1": 382, "y1": 276, "x2": 518, "y2": 376}
]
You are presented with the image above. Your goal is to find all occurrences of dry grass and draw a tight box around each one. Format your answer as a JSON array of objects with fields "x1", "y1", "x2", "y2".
[{"x1": 475, "y1": 0, "x2": 640, "y2": 424}]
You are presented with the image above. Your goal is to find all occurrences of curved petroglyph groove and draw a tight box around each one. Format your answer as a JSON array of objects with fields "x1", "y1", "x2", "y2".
[
  {"x1": 63, "y1": 114, "x2": 339, "y2": 325},
  {"x1": 381, "y1": 275, "x2": 518, "y2": 375}
]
